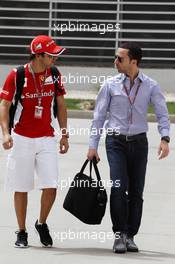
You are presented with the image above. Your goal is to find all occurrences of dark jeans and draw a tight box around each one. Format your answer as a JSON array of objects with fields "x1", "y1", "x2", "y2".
[{"x1": 105, "y1": 134, "x2": 148, "y2": 237}]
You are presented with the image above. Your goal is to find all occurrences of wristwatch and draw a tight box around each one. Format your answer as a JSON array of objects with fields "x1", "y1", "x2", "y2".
[
  {"x1": 62, "y1": 132, "x2": 69, "y2": 139},
  {"x1": 161, "y1": 136, "x2": 170, "y2": 143}
]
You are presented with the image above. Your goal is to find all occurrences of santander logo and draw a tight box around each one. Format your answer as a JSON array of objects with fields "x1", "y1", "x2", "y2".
[{"x1": 21, "y1": 90, "x2": 54, "y2": 99}]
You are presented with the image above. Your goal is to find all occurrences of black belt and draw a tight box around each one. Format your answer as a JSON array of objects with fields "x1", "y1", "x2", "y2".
[{"x1": 111, "y1": 132, "x2": 146, "y2": 142}]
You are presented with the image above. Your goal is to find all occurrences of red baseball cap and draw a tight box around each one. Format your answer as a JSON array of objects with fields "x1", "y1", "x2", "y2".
[{"x1": 30, "y1": 35, "x2": 65, "y2": 56}]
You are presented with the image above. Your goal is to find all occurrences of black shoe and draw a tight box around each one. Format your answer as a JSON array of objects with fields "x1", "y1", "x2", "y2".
[
  {"x1": 14, "y1": 230, "x2": 28, "y2": 248},
  {"x1": 113, "y1": 232, "x2": 127, "y2": 254},
  {"x1": 126, "y1": 236, "x2": 139, "y2": 252},
  {"x1": 35, "y1": 220, "x2": 53, "y2": 247}
]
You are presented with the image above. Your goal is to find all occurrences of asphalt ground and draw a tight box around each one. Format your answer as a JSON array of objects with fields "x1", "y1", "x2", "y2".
[{"x1": 0, "y1": 119, "x2": 175, "y2": 264}]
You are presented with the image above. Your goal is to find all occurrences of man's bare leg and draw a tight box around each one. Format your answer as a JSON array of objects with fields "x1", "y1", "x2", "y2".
[
  {"x1": 39, "y1": 188, "x2": 57, "y2": 223},
  {"x1": 14, "y1": 192, "x2": 27, "y2": 230}
]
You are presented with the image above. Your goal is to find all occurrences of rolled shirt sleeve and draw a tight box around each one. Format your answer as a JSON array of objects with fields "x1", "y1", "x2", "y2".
[
  {"x1": 89, "y1": 81, "x2": 111, "y2": 149},
  {"x1": 150, "y1": 83, "x2": 170, "y2": 137}
]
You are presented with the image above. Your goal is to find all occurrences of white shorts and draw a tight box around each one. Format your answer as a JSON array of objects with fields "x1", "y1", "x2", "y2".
[{"x1": 5, "y1": 133, "x2": 59, "y2": 192}]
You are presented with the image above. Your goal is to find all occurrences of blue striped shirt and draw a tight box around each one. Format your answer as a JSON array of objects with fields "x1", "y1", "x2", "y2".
[{"x1": 89, "y1": 71, "x2": 170, "y2": 149}]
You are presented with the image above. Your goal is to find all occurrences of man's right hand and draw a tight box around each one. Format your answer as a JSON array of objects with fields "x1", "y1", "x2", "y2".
[
  {"x1": 2, "y1": 134, "x2": 13, "y2": 150},
  {"x1": 87, "y1": 149, "x2": 100, "y2": 162}
]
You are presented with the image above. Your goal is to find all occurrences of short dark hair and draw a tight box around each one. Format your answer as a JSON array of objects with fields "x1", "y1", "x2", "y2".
[
  {"x1": 29, "y1": 52, "x2": 45, "y2": 61},
  {"x1": 119, "y1": 42, "x2": 142, "y2": 65}
]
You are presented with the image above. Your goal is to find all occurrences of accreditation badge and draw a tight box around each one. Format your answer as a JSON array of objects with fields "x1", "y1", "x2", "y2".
[{"x1": 34, "y1": 106, "x2": 43, "y2": 119}]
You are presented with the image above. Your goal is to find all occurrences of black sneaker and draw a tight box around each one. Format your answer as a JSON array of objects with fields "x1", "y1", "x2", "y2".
[
  {"x1": 126, "y1": 236, "x2": 139, "y2": 252},
  {"x1": 113, "y1": 232, "x2": 127, "y2": 254},
  {"x1": 14, "y1": 230, "x2": 29, "y2": 248},
  {"x1": 35, "y1": 220, "x2": 53, "y2": 247}
]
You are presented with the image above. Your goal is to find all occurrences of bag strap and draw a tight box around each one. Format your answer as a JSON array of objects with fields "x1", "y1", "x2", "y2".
[
  {"x1": 50, "y1": 65, "x2": 63, "y2": 118},
  {"x1": 16, "y1": 66, "x2": 25, "y2": 100},
  {"x1": 9, "y1": 65, "x2": 25, "y2": 134},
  {"x1": 80, "y1": 158, "x2": 102, "y2": 182}
]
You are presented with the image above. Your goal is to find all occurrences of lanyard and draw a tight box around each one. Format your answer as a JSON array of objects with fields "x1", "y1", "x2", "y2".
[
  {"x1": 123, "y1": 80, "x2": 141, "y2": 124},
  {"x1": 29, "y1": 63, "x2": 47, "y2": 107}
]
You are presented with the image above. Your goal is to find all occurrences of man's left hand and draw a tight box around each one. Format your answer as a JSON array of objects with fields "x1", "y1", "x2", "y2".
[
  {"x1": 59, "y1": 137, "x2": 69, "y2": 154},
  {"x1": 158, "y1": 140, "x2": 169, "y2": 160}
]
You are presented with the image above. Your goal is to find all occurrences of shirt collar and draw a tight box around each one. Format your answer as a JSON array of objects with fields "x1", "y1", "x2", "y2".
[{"x1": 121, "y1": 71, "x2": 144, "y2": 83}]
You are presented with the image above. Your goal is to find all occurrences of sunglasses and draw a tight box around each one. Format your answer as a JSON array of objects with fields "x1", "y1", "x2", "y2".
[{"x1": 114, "y1": 55, "x2": 124, "y2": 63}]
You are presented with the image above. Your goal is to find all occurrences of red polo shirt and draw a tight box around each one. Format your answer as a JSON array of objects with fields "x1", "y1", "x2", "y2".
[{"x1": 0, "y1": 64, "x2": 66, "y2": 138}]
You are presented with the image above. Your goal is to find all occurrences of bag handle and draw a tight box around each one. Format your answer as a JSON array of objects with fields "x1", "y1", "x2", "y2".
[
  {"x1": 80, "y1": 159, "x2": 89, "y2": 174},
  {"x1": 90, "y1": 158, "x2": 101, "y2": 182},
  {"x1": 80, "y1": 158, "x2": 102, "y2": 182}
]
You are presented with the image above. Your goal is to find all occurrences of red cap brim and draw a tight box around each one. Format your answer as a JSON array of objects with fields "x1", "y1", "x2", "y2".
[{"x1": 45, "y1": 47, "x2": 66, "y2": 56}]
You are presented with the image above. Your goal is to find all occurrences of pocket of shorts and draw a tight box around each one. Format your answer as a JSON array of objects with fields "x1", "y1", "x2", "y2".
[
  {"x1": 7, "y1": 157, "x2": 16, "y2": 170},
  {"x1": 42, "y1": 137, "x2": 57, "y2": 152}
]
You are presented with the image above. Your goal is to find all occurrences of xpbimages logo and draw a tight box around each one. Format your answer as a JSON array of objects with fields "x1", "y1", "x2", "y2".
[{"x1": 53, "y1": 20, "x2": 120, "y2": 35}]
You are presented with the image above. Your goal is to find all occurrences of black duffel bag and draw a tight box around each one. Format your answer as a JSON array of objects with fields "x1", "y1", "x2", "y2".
[{"x1": 63, "y1": 158, "x2": 107, "y2": 225}]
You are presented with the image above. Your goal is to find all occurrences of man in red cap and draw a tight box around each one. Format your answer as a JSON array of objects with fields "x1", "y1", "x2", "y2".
[{"x1": 0, "y1": 35, "x2": 69, "y2": 248}]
